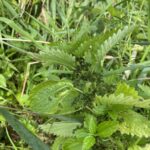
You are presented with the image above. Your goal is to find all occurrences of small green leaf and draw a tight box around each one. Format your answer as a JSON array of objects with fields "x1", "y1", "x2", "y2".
[
  {"x1": 82, "y1": 136, "x2": 95, "y2": 150},
  {"x1": 97, "y1": 121, "x2": 118, "y2": 138},
  {"x1": 84, "y1": 114, "x2": 97, "y2": 134}
]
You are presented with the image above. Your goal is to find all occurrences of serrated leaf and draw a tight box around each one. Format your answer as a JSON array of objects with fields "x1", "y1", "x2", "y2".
[
  {"x1": 40, "y1": 121, "x2": 81, "y2": 137},
  {"x1": 94, "y1": 94, "x2": 150, "y2": 109},
  {"x1": 0, "y1": 108, "x2": 49, "y2": 150},
  {"x1": 39, "y1": 49, "x2": 75, "y2": 69},
  {"x1": 77, "y1": 31, "x2": 113, "y2": 57},
  {"x1": 84, "y1": 114, "x2": 97, "y2": 134},
  {"x1": 100, "y1": 26, "x2": 134, "y2": 62},
  {"x1": 82, "y1": 31, "x2": 115, "y2": 72},
  {"x1": 119, "y1": 110, "x2": 150, "y2": 137},
  {"x1": 29, "y1": 80, "x2": 78, "y2": 114},
  {"x1": 97, "y1": 121, "x2": 119, "y2": 138},
  {"x1": 115, "y1": 83, "x2": 139, "y2": 99},
  {"x1": 91, "y1": 25, "x2": 134, "y2": 71},
  {"x1": 82, "y1": 136, "x2": 95, "y2": 150}
]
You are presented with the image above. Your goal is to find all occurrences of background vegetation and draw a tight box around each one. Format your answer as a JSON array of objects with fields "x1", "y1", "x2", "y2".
[{"x1": 0, "y1": 0, "x2": 150, "y2": 149}]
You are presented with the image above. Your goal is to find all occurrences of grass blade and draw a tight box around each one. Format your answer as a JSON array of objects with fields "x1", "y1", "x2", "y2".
[{"x1": 0, "y1": 108, "x2": 50, "y2": 150}]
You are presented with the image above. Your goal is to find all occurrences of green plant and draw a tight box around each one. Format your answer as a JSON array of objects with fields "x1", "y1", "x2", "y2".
[
  {"x1": 36, "y1": 83, "x2": 150, "y2": 150},
  {"x1": 0, "y1": 0, "x2": 150, "y2": 150}
]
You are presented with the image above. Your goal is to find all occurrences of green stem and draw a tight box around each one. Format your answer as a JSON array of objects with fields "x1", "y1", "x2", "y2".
[{"x1": 5, "y1": 127, "x2": 18, "y2": 150}]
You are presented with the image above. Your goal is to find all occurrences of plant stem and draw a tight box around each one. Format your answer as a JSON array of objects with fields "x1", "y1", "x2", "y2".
[{"x1": 5, "y1": 127, "x2": 18, "y2": 150}]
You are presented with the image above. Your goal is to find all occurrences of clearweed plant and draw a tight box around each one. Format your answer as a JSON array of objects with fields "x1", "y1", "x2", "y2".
[{"x1": 0, "y1": 0, "x2": 150, "y2": 150}]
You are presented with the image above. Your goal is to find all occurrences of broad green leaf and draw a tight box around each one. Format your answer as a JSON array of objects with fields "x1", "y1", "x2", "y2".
[
  {"x1": 84, "y1": 114, "x2": 97, "y2": 134},
  {"x1": 119, "y1": 110, "x2": 150, "y2": 137},
  {"x1": 82, "y1": 136, "x2": 95, "y2": 150},
  {"x1": 97, "y1": 121, "x2": 119, "y2": 138},
  {"x1": 52, "y1": 137, "x2": 65, "y2": 150},
  {"x1": 75, "y1": 129, "x2": 89, "y2": 138},
  {"x1": 40, "y1": 121, "x2": 81, "y2": 137},
  {"x1": 0, "y1": 108, "x2": 49, "y2": 150},
  {"x1": 63, "y1": 138, "x2": 83, "y2": 150},
  {"x1": 29, "y1": 80, "x2": 78, "y2": 114}
]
